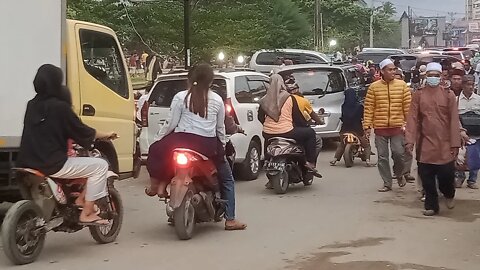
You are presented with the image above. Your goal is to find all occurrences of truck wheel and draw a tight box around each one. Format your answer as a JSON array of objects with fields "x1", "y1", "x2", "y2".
[{"x1": 1, "y1": 200, "x2": 46, "y2": 265}]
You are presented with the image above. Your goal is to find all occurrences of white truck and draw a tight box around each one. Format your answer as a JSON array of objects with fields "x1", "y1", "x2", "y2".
[{"x1": 0, "y1": 0, "x2": 138, "y2": 202}]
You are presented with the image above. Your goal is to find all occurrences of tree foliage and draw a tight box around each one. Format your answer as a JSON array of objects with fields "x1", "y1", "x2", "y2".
[{"x1": 66, "y1": 0, "x2": 400, "y2": 61}]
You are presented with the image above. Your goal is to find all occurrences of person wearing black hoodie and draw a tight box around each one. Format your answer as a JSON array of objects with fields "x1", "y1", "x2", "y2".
[
  {"x1": 330, "y1": 88, "x2": 373, "y2": 167},
  {"x1": 17, "y1": 64, "x2": 116, "y2": 226}
]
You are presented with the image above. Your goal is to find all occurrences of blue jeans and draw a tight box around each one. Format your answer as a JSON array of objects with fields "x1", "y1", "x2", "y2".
[
  {"x1": 455, "y1": 170, "x2": 479, "y2": 184},
  {"x1": 216, "y1": 157, "x2": 235, "y2": 220}
]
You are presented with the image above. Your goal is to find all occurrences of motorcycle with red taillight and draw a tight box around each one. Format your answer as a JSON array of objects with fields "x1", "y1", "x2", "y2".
[{"x1": 165, "y1": 148, "x2": 226, "y2": 240}]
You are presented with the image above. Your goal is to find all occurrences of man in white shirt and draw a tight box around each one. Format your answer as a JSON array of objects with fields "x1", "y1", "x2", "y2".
[
  {"x1": 457, "y1": 75, "x2": 480, "y2": 189},
  {"x1": 458, "y1": 75, "x2": 480, "y2": 115}
]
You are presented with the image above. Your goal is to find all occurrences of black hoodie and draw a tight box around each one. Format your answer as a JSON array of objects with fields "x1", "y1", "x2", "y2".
[{"x1": 17, "y1": 64, "x2": 96, "y2": 175}]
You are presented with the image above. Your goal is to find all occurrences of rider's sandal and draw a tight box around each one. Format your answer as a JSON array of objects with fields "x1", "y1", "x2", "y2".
[
  {"x1": 78, "y1": 218, "x2": 109, "y2": 226},
  {"x1": 145, "y1": 187, "x2": 157, "y2": 197},
  {"x1": 225, "y1": 221, "x2": 247, "y2": 231},
  {"x1": 329, "y1": 160, "x2": 337, "y2": 166}
]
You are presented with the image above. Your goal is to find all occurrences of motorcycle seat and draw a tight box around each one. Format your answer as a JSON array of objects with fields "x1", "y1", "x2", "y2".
[
  {"x1": 12, "y1": 168, "x2": 45, "y2": 177},
  {"x1": 173, "y1": 148, "x2": 209, "y2": 161}
]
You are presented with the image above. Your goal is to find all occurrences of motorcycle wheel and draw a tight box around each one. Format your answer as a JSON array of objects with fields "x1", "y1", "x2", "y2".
[
  {"x1": 344, "y1": 144, "x2": 355, "y2": 168},
  {"x1": 173, "y1": 188, "x2": 196, "y2": 240},
  {"x1": 270, "y1": 170, "x2": 289, "y2": 194},
  {"x1": 1, "y1": 200, "x2": 46, "y2": 265},
  {"x1": 89, "y1": 188, "x2": 124, "y2": 244}
]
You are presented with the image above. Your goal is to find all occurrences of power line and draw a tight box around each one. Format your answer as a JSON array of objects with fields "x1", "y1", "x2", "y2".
[
  {"x1": 373, "y1": 0, "x2": 466, "y2": 16},
  {"x1": 122, "y1": 2, "x2": 160, "y2": 55}
]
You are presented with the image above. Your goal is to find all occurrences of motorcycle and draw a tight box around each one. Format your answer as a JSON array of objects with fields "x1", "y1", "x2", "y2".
[
  {"x1": 342, "y1": 132, "x2": 367, "y2": 168},
  {"x1": 1, "y1": 144, "x2": 123, "y2": 265},
  {"x1": 265, "y1": 137, "x2": 318, "y2": 194},
  {"x1": 165, "y1": 148, "x2": 226, "y2": 240}
]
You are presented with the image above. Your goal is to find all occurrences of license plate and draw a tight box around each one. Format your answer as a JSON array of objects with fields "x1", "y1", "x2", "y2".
[{"x1": 267, "y1": 162, "x2": 285, "y2": 171}]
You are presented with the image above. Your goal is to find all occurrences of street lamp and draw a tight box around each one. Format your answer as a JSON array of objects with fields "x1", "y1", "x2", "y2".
[
  {"x1": 218, "y1": 52, "x2": 225, "y2": 61},
  {"x1": 237, "y1": 55, "x2": 245, "y2": 64},
  {"x1": 329, "y1": 39, "x2": 337, "y2": 47}
]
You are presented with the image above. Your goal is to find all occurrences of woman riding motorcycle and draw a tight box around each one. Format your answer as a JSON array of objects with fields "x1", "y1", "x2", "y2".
[
  {"x1": 258, "y1": 74, "x2": 321, "y2": 177},
  {"x1": 17, "y1": 64, "x2": 117, "y2": 226},
  {"x1": 145, "y1": 64, "x2": 246, "y2": 230}
]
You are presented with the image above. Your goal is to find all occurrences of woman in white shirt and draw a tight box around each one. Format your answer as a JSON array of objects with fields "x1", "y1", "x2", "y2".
[{"x1": 145, "y1": 64, "x2": 226, "y2": 197}]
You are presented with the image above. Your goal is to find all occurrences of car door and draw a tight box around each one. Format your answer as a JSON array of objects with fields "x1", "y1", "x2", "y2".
[{"x1": 75, "y1": 24, "x2": 135, "y2": 173}]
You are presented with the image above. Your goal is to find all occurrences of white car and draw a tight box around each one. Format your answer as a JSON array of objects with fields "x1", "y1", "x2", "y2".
[{"x1": 138, "y1": 70, "x2": 270, "y2": 180}]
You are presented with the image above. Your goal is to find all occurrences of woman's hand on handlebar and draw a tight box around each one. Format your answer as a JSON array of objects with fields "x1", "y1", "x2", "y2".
[{"x1": 96, "y1": 131, "x2": 119, "y2": 141}]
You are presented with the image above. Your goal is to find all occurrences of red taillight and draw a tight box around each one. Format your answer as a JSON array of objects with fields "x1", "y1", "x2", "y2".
[
  {"x1": 176, "y1": 153, "x2": 189, "y2": 166},
  {"x1": 173, "y1": 152, "x2": 196, "y2": 167},
  {"x1": 141, "y1": 102, "x2": 149, "y2": 127},
  {"x1": 225, "y1": 98, "x2": 239, "y2": 125}
]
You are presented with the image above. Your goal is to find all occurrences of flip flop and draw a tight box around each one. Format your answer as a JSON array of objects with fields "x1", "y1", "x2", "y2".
[
  {"x1": 75, "y1": 204, "x2": 101, "y2": 215},
  {"x1": 225, "y1": 222, "x2": 247, "y2": 231},
  {"x1": 79, "y1": 218, "x2": 110, "y2": 226}
]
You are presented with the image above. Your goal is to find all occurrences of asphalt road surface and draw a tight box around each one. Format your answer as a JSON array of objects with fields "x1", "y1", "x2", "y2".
[{"x1": 1, "y1": 145, "x2": 480, "y2": 270}]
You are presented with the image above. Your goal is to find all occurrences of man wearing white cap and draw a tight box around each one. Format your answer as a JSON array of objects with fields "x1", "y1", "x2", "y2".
[
  {"x1": 405, "y1": 62, "x2": 461, "y2": 216},
  {"x1": 363, "y1": 58, "x2": 412, "y2": 192}
]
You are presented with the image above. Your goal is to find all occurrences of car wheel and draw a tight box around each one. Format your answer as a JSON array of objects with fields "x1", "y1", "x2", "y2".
[{"x1": 239, "y1": 140, "x2": 261, "y2": 180}]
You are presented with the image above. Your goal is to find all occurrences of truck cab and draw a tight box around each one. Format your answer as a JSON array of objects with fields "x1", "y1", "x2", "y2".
[{"x1": 0, "y1": 3, "x2": 136, "y2": 202}]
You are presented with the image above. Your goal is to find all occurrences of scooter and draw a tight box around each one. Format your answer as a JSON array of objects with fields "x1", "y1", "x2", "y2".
[
  {"x1": 342, "y1": 132, "x2": 367, "y2": 168},
  {"x1": 1, "y1": 144, "x2": 123, "y2": 265},
  {"x1": 265, "y1": 137, "x2": 319, "y2": 194},
  {"x1": 165, "y1": 148, "x2": 226, "y2": 240}
]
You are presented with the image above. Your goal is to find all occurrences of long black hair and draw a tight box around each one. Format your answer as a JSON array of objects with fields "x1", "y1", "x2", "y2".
[{"x1": 185, "y1": 64, "x2": 214, "y2": 118}]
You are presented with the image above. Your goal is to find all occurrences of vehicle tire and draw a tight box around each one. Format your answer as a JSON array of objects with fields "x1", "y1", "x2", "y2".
[
  {"x1": 344, "y1": 144, "x2": 354, "y2": 168},
  {"x1": 303, "y1": 173, "x2": 314, "y2": 186},
  {"x1": 173, "y1": 189, "x2": 196, "y2": 240},
  {"x1": 133, "y1": 142, "x2": 142, "y2": 179},
  {"x1": 1, "y1": 200, "x2": 46, "y2": 265},
  {"x1": 89, "y1": 188, "x2": 123, "y2": 244},
  {"x1": 240, "y1": 141, "x2": 261, "y2": 181},
  {"x1": 270, "y1": 170, "x2": 289, "y2": 194}
]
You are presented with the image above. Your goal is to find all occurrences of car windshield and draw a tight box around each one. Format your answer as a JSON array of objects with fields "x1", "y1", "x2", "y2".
[
  {"x1": 149, "y1": 78, "x2": 226, "y2": 107},
  {"x1": 357, "y1": 52, "x2": 400, "y2": 64},
  {"x1": 282, "y1": 69, "x2": 345, "y2": 96}
]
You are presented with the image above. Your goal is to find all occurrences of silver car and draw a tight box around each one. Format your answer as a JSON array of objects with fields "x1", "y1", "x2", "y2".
[{"x1": 278, "y1": 64, "x2": 367, "y2": 138}]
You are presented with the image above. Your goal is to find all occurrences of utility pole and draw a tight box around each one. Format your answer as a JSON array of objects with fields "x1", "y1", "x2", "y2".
[
  {"x1": 369, "y1": 0, "x2": 374, "y2": 47},
  {"x1": 184, "y1": 0, "x2": 191, "y2": 69},
  {"x1": 314, "y1": 0, "x2": 319, "y2": 50}
]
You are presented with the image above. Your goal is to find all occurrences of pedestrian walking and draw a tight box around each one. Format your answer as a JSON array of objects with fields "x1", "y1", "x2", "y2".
[
  {"x1": 405, "y1": 62, "x2": 462, "y2": 216},
  {"x1": 363, "y1": 59, "x2": 412, "y2": 192}
]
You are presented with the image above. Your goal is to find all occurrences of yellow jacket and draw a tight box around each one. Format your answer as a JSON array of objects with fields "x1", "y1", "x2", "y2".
[{"x1": 363, "y1": 79, "x2": 411, "y2": 130}]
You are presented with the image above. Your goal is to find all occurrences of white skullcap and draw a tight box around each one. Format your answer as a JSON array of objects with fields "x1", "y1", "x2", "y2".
[
  {"x1": 379, "y1": 59, "x2": 394, "y2": 69},
  {"x1": 419, "y1": 65, "x2": 427, "y2": 72},
  {"x1": 426, "y1": 62, "x2": 442, "y2": 73}
]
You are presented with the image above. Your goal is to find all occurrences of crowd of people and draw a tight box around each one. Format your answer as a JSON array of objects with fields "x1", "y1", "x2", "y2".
[{"x1": 354, "y1": 57, "x2": 480, "y2": 216}]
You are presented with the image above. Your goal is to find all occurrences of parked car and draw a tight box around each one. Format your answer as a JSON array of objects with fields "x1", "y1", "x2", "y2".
[
  {"x1": 139, "y1": 70, "x2": 270, "y2": 180},
  {"x1": 357, "y1": 48, "x2": 405, "y2": 65},
  {"x1": 390, "y1": 54, "x2": 461, "y2": 83},
  {"x1": 277, "y1": 64, "x2": 367, "y2": 139},
  {"x1": 442, "y1": 47, "x2": 475, "y2": 60},
  {"x1": 249, "y1": 49, "x2": 329, "y2": 74}
]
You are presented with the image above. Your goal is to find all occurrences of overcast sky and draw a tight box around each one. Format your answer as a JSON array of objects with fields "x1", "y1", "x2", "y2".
[{"x1": 384, "y1": 0, "x2": 465, "y2": 18}]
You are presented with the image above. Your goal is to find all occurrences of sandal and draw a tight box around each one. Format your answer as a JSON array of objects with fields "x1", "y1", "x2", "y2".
[
  {"x1": 378, "y1": 186, "x2": 392, "y2": 192},
  {"x1": 305, "y1": 164, "x2": 322, "y2": 178},
  {"x1": 79, "y1": 218, "x2": 110, "y2": 226},
  {"x1": 145, "y1": 186, "x2": 158, "y2": 197},
  {"x1": 225, "y1": 220, "x2": 247, "y2": 231},
  {"x1": 330, "y1": 160, "x2": 338, "y2": 166}
]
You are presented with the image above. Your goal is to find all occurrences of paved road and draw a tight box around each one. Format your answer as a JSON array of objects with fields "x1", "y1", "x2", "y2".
[{"x1": 1, "y1": 146, "x2": 480, "y2": 270}]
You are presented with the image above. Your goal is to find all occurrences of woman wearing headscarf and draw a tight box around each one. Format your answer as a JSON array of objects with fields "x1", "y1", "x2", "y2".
[
  {"x1": 258, "y1": 74, "x2": 320, "y2": 175},
  {"x1": 17, "y1": 64, "x2": 117, "y2": 226},
  {"x1": 330, "y1": 88, "x2": 373, "y2": 167}
]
